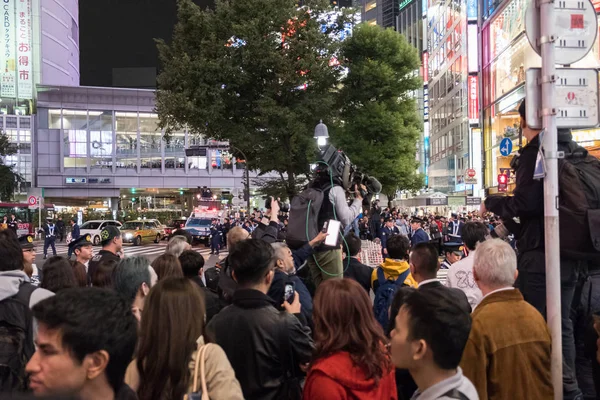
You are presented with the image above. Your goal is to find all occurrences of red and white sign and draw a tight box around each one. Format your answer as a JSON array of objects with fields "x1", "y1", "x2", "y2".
[
  {"x1": 422, "y1": 51, "x2": 429, "y2": 83},
  {"x1": 16, "y1": 0, "x2": 33, "y2": 100},
  {"x1": 465, "y1": 168, "x2": 477, "y2": 184},
  {"x1": 27, "y1": 195, "x2": 36, "y2": 206},
  {"x1": 17, "y1": 222, "x2": 30, "y2": 236},
  {"x1": 468, "y1": 75, "x2": 479, "y2": 124},
  {"x1": 466, "y1": 168, "x2": 476, "y2": 177}
]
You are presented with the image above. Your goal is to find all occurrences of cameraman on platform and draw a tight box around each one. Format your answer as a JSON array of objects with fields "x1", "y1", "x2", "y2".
[{"x1": 307, "y1": 162, "x2": 365, "y2": 289}]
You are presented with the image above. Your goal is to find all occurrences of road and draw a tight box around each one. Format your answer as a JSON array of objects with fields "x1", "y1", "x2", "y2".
[{"x1": 33, "y1": 241, "x2": 228, "y2": 270}]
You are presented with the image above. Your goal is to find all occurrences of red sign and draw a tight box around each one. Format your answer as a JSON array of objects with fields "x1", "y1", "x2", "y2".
[
  {"x1": 27, "y1": 195, "x2": 36, "y2": 205},
  {"x1": 467, "y1": 168, "x2": 476, "y2": 177},
  {"x1": 571, "y1": 14, "x2": 584, "y2": 29},
  {"x1": 422, "y1": 52, "x2": 429, "y2": 83},
  {"x1": 468, "y1": 75, "x2": 479, "y2": 122}
]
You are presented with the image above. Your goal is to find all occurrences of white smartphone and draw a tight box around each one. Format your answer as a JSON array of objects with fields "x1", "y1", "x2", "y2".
[{"x1": 324, "y1": 220, "x2": 341, "y2": 247}]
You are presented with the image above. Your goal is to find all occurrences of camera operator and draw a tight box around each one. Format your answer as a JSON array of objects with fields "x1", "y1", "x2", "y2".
[
  {"x1": 251, "y1": 197, "x2": 281, "y2": 243},
  {"x1": 307, "y1": 165, "x2": 365, "y2": 289}
]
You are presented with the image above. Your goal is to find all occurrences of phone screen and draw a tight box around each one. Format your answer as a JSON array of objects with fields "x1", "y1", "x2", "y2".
[
  {"x1": 284, "y1": 283, "x2": 295, "y2": 303},
  {"x1": 324, "y1": 220, "x2": 341, "y2": 247}
]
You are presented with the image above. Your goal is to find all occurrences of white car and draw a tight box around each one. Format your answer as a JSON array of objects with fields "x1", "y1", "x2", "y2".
[{"x1": 79, "y1": 220, "x2": 123, "y2": 246}]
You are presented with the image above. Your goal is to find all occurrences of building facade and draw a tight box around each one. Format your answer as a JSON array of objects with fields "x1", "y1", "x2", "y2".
[
  {"x1": 362, "y1": 0, "x2": 400, "y2": 27},
  {"x1": 35, "y1": 85, "x2": 269, "y2": 205}
]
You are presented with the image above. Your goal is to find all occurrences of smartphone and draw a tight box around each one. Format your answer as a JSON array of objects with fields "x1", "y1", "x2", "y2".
[
  {"x1": 324, "y1": 219, "x2": 341, "y2": 247},
  {"x1": 284, "y1": 282, "x2": 295, "y2": 303}
]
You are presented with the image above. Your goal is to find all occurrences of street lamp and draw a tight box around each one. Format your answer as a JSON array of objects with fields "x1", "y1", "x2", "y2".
[{"x1": 314, "y1": 120, "x2": 329, "y2": 147}]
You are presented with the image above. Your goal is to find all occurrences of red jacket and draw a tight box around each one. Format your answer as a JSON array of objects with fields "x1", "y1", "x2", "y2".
[{"x1": 303, "y1": 351, "x2": 397, "y2": 400}]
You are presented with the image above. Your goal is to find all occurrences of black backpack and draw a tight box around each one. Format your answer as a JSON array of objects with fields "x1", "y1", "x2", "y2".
[
  {"x1": 286, "y1": 184, "x2": 331, "y2": 250},
  {"x1": 557, "y1": 146, "x2": 600, "y2": 260},
  {"x1": 0, "y1": 282, "x2": 37, "y2": 392}
]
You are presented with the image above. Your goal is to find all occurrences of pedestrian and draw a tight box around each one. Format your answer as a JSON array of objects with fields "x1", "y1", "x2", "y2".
[
  {"x1": 19, "y1": 234, "x2": 41, "y2": 286},
  {"x1": 40, "y1": 256, "x2": 77, "y2": 294},
  {"x1": 209, "y1": 218, "x2": 222, "y2": 255},
  {"x1": 409, "y1": 217, "x2": 429, "y2": 247},
  {"x1": 90, "y1": 259, "x2": 117, "y2": 289},
  {"x1": 125, "y1": 278, "x2": 243, "y2": 400},
  {"x1": 7, "y1": 213, "x2": 18, "y2": 235},
  {"x1": 113, "y1": 256, "x2": 157, "y2": 323},
  {"x1": 70, "y1": 261, "x2": 88, "y2": 287},
  {"x1": 461, "y1": 239, "x2": 553, "y2": 400},
  {"x1": 87, "y1": 225, "x2": 122, "y2": 282},
  {"x1": 55, "y1": 216, "x2": 65, "y2": 242},
  {"x1": 206, "y1": 239, "x2": 314, "y2": 400},
  {"x1": 166, "y1": 235, "x2": 191, "y2": 258},
  {"x1": 25, "y1": 288, "x2": 138, "y2": 399},
  {"x1": 150, "y1": 253, "x2": 183, "y2": 280},
  {"x1": 381, "y1": 217, "x2": 401, "y2": 260},
  {"x1": 389, "y1": 289, "x2": 478, "y2": 400},
  {"x1": 447, "y1": 213, "x2": 463, "y2": 243},
  {"x1": 343, "y1": 233, "x2": 374, "y2": 294},
  {"x1": 179, "y1": 250, "x2": 223, "y2": 323},
  {"x1": 440, "y1": 242, "x2": 463, "y2": 270},
  {"x1": 222, "y1": 217, "x2": 231, "y2": 248},
  {"x1": 41, "y1": 217, "x2": 57, "y2": 260},
  {"x1": 68, "y1": 234, "x2": 94, "y2": 270},
  {"x1": 445, "y1": 221, "x2": 488, "y2": 310},
  {"x1": 67, "y1": 218, "x2": 80, "y2": 259},
  {"x1": 304, "y1": 278, "x2": 397, "y2": 399}
]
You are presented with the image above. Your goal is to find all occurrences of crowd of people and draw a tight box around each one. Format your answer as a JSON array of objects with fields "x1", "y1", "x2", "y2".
[{"x1": 0, "y1": 194, "x2": 598, "y2": 400}]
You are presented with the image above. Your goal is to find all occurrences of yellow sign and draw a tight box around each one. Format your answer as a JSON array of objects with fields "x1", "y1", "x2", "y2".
[{"x1": 27, "y1": 236, "x2": 33, "y2": 243}]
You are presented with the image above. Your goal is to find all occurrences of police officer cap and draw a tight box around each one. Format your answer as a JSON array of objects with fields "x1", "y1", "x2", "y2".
[
  {"x1": 443, "y1": 242, "x2": 464, "y2": 256},
  {"x1": 411, "y1": 217, "x2": 424, "y2": 224},
  {"x1": 100, "y1": 225, "x2": 121, "y2": 244},
  {"x1": 18, "y1": 234, "x2": 34, "y2": 250},
  {"x1": 69, "y1": 234, "x2": 93, "y2": 250}
]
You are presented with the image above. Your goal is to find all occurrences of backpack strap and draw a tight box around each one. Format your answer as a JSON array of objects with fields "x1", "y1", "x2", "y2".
[
  {"x1": 376, "y1": 267, "x2": 386, "y2": 285},
  {"x1": 395, "y1": 269, "x2": 410, "y2": 286}
]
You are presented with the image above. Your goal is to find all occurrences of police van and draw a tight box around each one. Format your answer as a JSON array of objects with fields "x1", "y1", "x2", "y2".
[{"x1": 182, "y1": 207, "x2": 221, "y2": 246}]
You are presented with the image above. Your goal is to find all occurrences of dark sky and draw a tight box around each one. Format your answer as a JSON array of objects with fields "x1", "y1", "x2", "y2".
[{"x1": 79, "y1": 0, "x2": 214, "y2": 87}]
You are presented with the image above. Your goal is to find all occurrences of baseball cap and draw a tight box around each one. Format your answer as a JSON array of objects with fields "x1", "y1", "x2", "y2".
[{"x1": 100, "y1": 225, "x2": 121, "y2": 244}]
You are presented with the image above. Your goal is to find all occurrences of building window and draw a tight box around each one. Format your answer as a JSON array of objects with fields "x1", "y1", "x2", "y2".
[
  {"x1": 63, "y1": 110, "x2": 89, "y2": 169},
  {"x1": 115, "y1": 112, "x2": 138, "y2": 170},
  {"x1": 139, "y1": 113, "x2": 161, "y2": 169},
  {"x1": 49, "y1": 109, "x2": 62, "y2": 129},
  {"x1": 165, "y1": 130, "x2": 185, "y2": 170},
  {"x1": 365, "y1": 0, "x2": 377, "y2": 12},
  {"x1": 89, "y1": 111, "x2": 114, "y2": 170}
]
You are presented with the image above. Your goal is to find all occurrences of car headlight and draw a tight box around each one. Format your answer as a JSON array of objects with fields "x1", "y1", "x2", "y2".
[{"x1": 125, "y1": 233, "x2": 133, "y2": 239}]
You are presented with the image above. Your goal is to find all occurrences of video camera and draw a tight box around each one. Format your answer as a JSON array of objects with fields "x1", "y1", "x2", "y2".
[{"x1": 318, "y1": 145, "x2": 381, "y2": 196}]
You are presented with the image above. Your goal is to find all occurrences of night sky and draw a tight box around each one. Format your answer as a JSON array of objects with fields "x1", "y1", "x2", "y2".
[{"x1": 79, "y1": 0, "x2": 214, "y2": 87}]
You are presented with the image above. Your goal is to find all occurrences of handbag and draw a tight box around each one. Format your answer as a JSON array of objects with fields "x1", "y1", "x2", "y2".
[{"x1": 184, "y1": 342, "x2": 210, "y2": 400}]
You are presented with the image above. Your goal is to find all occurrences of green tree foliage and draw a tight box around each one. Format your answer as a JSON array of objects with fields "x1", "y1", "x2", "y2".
[
  {"x1": 332, "y1": 24, "x2": 424, "y2": 198},
  {"x1": 156, "y1": 0, "x2": 349, "y2": 198},
  {"x1": 0, "y1": 133, "x2": 22, "y2": 201}
]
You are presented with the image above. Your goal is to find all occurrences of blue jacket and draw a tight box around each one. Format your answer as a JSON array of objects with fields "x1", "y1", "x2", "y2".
[
  {"x1": 380, "y1": 226, "x2": 400, "y2": 251},
  {"x1": 72, "y1": 224, "x2": 80, "y2": 240},
  {"x1": 268, "y1": 269, "x2": 313, "y2": 328},
  {"x1": 410, "y1": 228, "x2": 429, "y2": 247},
  {"x1": 292, "y1": 243, "x2": 315, "y2": 271}
]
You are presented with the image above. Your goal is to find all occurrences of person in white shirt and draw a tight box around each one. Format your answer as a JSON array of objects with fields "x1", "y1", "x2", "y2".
[{"x1": 445, "y1": 222, "x2": 489, "y2": 309}]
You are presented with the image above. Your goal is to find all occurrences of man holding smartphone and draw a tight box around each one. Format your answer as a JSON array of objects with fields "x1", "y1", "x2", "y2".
[{"x1": 251, "y1": 198, "x2": 281, "y2": 243}]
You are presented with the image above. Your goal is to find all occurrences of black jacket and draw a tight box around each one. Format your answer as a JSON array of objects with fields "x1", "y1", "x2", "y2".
[
  {"x1": 485, "y1": 131, "x2": 577, "y2": 255},
  {"x1": 344, "y1": 257, "x2": 372, "y2": 294},
  {"x1": 206, "y1": 289, "x2": 314, "y2": 400},
  {"x1": 418, "y1": 280, "x2": 471, "y2": 314},
  {"x1": 268, "y1": 269, "x2": 313, "y2": 328}
]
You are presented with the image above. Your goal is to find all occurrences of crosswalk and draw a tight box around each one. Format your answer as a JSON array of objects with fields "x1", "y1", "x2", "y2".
[{"x1": 34, "y1": 242, "x2": 228, "y2": 260}]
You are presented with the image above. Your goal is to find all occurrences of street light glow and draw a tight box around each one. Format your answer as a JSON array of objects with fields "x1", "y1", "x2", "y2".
[{"x1": 317, "y1": 136, "x2": 327, "y2": 146}]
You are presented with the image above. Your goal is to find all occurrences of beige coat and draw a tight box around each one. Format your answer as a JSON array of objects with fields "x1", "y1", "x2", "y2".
[{"x1": 125, "y1": 337, "x2": 243, "y2": 400}]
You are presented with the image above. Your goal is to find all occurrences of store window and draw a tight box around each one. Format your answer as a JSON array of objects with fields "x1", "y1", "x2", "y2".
[
  {"x1": 49, "y1": 109, "x2": 62, "y2": 129},
  {"x1": 139, "y1": 113, "x2": 161, "y2": 169},
  {"x1": 63, "y1": 110, "x2": 88, "y2": 169},
  {"x1": 89, "y1": 111, "x2": 114, "y2": 170},
  {"x1": 115, "y1": 112, "x2": 138, "y2": 170},
  {"x1": 165, "y1": 129, "x2": 185, "y2": 170}
]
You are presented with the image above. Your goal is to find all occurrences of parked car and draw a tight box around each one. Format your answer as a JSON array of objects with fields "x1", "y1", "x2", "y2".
[
  {"x1": 79, "y1": 220, "x2": 123, "y2": 246},
  {"x1": 120, "y1": 220, "x2": 163, "y2": 246}
]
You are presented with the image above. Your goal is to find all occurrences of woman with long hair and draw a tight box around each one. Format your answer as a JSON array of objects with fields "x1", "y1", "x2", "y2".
[
  {"x1": 304, "y1": 278, "x2": 397, "y2": 399},
  {"x1": 150, "y1": 253, "x2": 183, "y2": 280},
  {"x1": 125, "y1": 278, "x2": 242, "y2": 400},
  {"x1": 40, "y1": 256, "x2": 77, "y2": 294}
]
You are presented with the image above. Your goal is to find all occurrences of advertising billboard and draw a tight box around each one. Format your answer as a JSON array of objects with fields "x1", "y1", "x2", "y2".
[{"x1": 0, "y1": 0, "x2": 32, "y2": 100}]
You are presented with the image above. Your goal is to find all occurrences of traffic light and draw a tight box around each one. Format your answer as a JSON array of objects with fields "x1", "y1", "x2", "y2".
[{"x1": 497, "y1": 174, "x2": 508, "y2": 192}]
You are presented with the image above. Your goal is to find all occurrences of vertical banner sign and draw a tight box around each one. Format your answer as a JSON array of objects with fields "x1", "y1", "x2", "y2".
[
  {"x1": 16, "y1": 0, "x2": 31, "y2": 99},
  {"x1": 468, "y1": 75, "x2": 479, "y2": 123},
  {"x1": 1, "y1": 0, "x2": 15, "y2": 98}
]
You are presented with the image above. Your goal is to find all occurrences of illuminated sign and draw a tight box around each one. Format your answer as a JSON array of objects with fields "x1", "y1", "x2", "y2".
[
  {"x1": 467, "y1": 24, "x2": 478, "y2": 73},
  {"x1": 0, "y1": 0, "x2": 32, "y2": 100},
  {"x1": 399, "y1": 0, "x2": 414, "y2": 11},
  {"x1": 16, "y1": 0, "x2": 32, "y2": 99},
  {"x1": 468, "y1": 75, "x2": 479, "y2": 123},
  {"x1": 467, "y1": 0, "x2": 478, "y2": 20},
  {"x1": 422, "y1": 51, "x2": 429, "y2": 83},
  {"x1": 66, "y1": 178, "x2": 87, "y2": 184},
  {"x1": 423, "y1": 85, "x2": 429, "y2": 120}
]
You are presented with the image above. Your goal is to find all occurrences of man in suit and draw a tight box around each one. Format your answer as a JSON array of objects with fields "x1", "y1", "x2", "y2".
[
  {"x1": 447, "y1": 213, "x2": 463, "y2": 242},
  {"x1": 409, "y1": 217, "x2": 430, "y2": 248},
  {"x1": 409, "y1": 242, "x2": 471, "y2": 314},
  {"x1": 67, "y1": 218, "x2": 81, "y2": 259},
  {"x1": 380, "y1": 217, "x2": 401, "y2": 259},
  {"x1": 342, "y1": 233, "x2": 373, "y2": 294}
]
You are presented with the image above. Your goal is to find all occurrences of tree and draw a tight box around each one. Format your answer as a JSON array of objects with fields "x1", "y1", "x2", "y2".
[
  {"x1": 156, "y1": 0, "x2": 350, "y2": 199},
  {"x1": 0, "y1": 133, "x2": 22, "y2": 201},
  {"x1": 331, "y1": 24, "x2": 423, "y2": 199}
]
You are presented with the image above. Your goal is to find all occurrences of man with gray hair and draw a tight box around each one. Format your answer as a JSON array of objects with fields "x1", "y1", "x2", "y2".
[
  {"x1": 165, "y1": 235, "x2": 192, "y2": 258},
  {"x1": 113, "y1": 256, "x2": 157, "y2": 322},
  {"x1": 460, "y1": 239, "x2": 553, "y2": 400},
  {"x1": 267, "y1": 242, "x2": 313, "y2": 328}
]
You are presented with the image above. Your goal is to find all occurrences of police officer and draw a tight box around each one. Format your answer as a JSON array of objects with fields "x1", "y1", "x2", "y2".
[
  {"x1": 380, "y1": 217, "x2": 400, "y2": 259},
  {"x1": 19, "y1": 234, "x2": 40, "y2": 285},
  {"x1": 222, "y1": 217, "x2": 231, "y2": 248},
  {"x1": 69, "y1": 234, "x2": 94, "y2": 270},
  {"x1": 41, "y1": 217, "x2": 57, "y2": 260},
  {"x1": 409, "y1": 217, "x2": 430, "y2": 247},
  {"x1": 440, "y1": 242, "x2": 463, "y2": 270},
  {"x1": 209, "y1": 219, "x2": 222, "y2": 255}
]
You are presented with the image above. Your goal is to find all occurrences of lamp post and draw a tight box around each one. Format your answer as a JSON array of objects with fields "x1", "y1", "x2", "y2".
[{"x1": 314, "y1": 120, "x2": 329, "y2": 148}]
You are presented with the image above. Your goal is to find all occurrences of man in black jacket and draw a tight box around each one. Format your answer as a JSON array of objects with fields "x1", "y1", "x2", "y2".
[
  {"x1": 409, "y1": 242, "x2": 471, "y2": 314},
  {"x1": 481, "y1": 100, "x2": 585, "y2": 400},
  {"x1": 206, "y1": 239, "x2": 314, "y2": 400},
  {"x1": 342, "y1": 233, "x2": 373, "y2": 294}
]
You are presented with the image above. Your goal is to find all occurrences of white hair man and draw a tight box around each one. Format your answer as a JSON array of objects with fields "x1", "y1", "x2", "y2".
[{"x1": 460, "y1": 239, "x2": 553, "y2": 400}]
